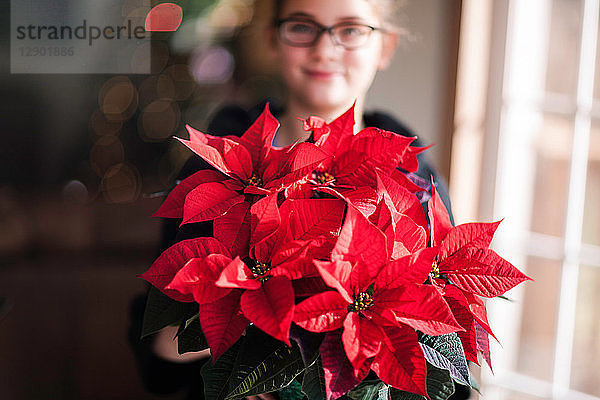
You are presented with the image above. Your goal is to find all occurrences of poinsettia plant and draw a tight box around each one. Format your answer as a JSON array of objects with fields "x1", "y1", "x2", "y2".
[{"x1": 139, "y1": 104, "x2": 531, "y2": 400}]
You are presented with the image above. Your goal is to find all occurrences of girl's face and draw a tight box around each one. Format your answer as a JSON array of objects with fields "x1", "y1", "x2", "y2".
[{"x1": 271, "y1": 0, "x2": 397, "y2": 116}]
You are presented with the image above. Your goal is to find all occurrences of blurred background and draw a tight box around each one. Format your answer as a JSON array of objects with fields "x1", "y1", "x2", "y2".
[{"x1": 0, "y1": 0, "x2": 598, "y2": 399}]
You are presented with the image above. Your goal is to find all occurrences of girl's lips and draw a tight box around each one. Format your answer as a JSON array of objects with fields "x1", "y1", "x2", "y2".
[{"x1": 304, "y1": 69, "x2": 341, "y2": 79}]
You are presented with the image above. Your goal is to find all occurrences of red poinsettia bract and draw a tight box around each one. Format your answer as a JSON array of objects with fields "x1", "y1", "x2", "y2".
[
  {"x1": 427, "y1": 179, "x2": 532, "y2": 365},
  {"x1": 284, "y1": 106, "x2": 426, "y2": 202},
  {"x1": 139, "y1": 237, "x2": 249, "y2": 361},
  {"x1": 315, "y1": 170, "x2": 429, "y2": 263},
  {"x1": 306, "y1": 106, "x2": 425, "y2": 177},
  {"x1": 294, "y1": 207, "x2": 463, "y2": 397},
  {"x1": 153, "y1": 104, "x2": 328, "y2": 257},
  {"x1": 172, "y1": 193, "x2": 331, "y2": 352},
  {"x1": 213, "y1": 205, "x2": 315, "y2": 345}
]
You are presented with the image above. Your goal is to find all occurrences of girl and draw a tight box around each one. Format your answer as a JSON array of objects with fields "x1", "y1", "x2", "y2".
[
  {"x1": 132, "y1": 0, "x2": 456, "y2": 398},
  {"x1": 267, "y1": 0, "x2": 400, "y2": 145}
]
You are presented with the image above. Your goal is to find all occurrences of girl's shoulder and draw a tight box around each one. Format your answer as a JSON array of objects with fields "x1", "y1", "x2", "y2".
[
  {"x1": 363, "y1": 110, "x2": 420, "y2": 143},
  {"x1": 207, "y1": 99, "x2": 285, "y2": 136}
]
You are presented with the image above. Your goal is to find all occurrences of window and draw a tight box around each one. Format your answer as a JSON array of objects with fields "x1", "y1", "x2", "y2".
[{"x1": 453, "y1": 0, "x2": 600, "y2": 398}]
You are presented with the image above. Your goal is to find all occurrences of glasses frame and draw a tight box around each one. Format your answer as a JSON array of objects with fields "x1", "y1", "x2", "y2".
[{"x1": 275, "y1": 18, "x2": 384, "y2": 50}]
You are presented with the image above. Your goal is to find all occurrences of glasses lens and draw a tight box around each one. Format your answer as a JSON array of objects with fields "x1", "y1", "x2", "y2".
[
  {"x1": 280, "y1": 20, "x2": 318, "y2": 46},
  {"x1": 332, "y1": 24, "x2": 373, "y2": 48}
]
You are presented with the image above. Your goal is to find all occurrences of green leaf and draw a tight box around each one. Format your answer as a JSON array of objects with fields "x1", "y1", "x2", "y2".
[
  {"x1": 177, "y1": 312, "x2": 200, "y2": 334},
  {"x1": 346, "y1": 380, "x2": 388, "y2": 400},
  {"x1": 225, "y1": 327, "x2": 306, "y2": 399},
  {"x1": 278, "y1": 379, "x2": 305, "y2": 400},
  {"x1": 424, "y1": 364, "x2": 455, "y2": 400},
  {"x1": 418, "y1": 333, "x2": 470, "y2": 386},
  {"x1": 177, "y1": 315, "x2": 209, "y2": 354},
  {"x1": 389, "y1": 364, "x2": 455, "y2": 400},
  {"x1": 141, "y1": 286, "x2": 198, "y2": 338},
  {"x1": 201, "y1": 337, "x2": 243, "y2": 400},
  {"x1": 375, "y1": 386, "x2": 390, "y2": 400},
  {"x1": 302, "y1": 358, "x2": 326, "y2": 400}
]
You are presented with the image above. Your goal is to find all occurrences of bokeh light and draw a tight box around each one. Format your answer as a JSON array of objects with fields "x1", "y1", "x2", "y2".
[
  {"x1": 164, "y1": 64, "x2": 196, "y2": 101},
  {"x1": 138, "y1": 74, "x2": 176, "y2": 108},
  {"x1": 209, "y1": 0, "x2": 254, "y2": 31},
  {"x1": 145, "y1": 3, "x2": 183, "y2": 32},
  {"x1": 88, "y1": 109, "x2": 122, "y2": 138},
  {"x1": 139, "y1": 99, "x2": 181, "y2": 142},
  {"x1": 62, "y1": 180, "x2": 89, "y2": 205},
  {"x1": 98, "y1": 76, "x2": 138, "y2": 122},
  {"x1": 150, "y1": 41, "x2": 171, "y2": 74},
  {"x1": 170, "y1": 18, "x2": 212, "y2": 54},
  {"x1": 189, "y1": 46, "x2": 234, "y2": 84},
  {"x1": 89, "y1": 136, "x2": 125, "y2": 176},
  {"x1": 101, "y1": 163, "x2": 142, "y2": 204}
]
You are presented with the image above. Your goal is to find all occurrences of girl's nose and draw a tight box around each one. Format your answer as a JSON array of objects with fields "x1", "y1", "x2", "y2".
[{"x1": 311, "y1": 30, "x2": 343, "y2": 58}]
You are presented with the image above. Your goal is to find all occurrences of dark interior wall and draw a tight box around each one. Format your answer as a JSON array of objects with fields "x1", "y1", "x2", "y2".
[{"x1": 368, "y1": 0, "x2": 462, "y2": 181}]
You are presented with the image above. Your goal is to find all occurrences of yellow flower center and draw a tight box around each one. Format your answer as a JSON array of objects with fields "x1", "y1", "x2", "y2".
[
  {"x1": 247, "y1": 174, "x2": 263, "y2": 187},
  {"x1": 431, "y1": 260, "x2": 440, "y2": 280},
  {"x1": 312, "y1": 170, "x2": 335, "y2": 185},
  {"x1": 348, "y1": 292, "x2": 374, "y2": 312},
  {"x1": 250, "y1": 261, "x2": 271, "y2": 283}
]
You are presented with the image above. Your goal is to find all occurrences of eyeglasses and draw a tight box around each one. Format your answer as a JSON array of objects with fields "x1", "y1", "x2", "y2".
[{"x1": 276, "y1": 18, "x2": 383, "y2": 50}]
